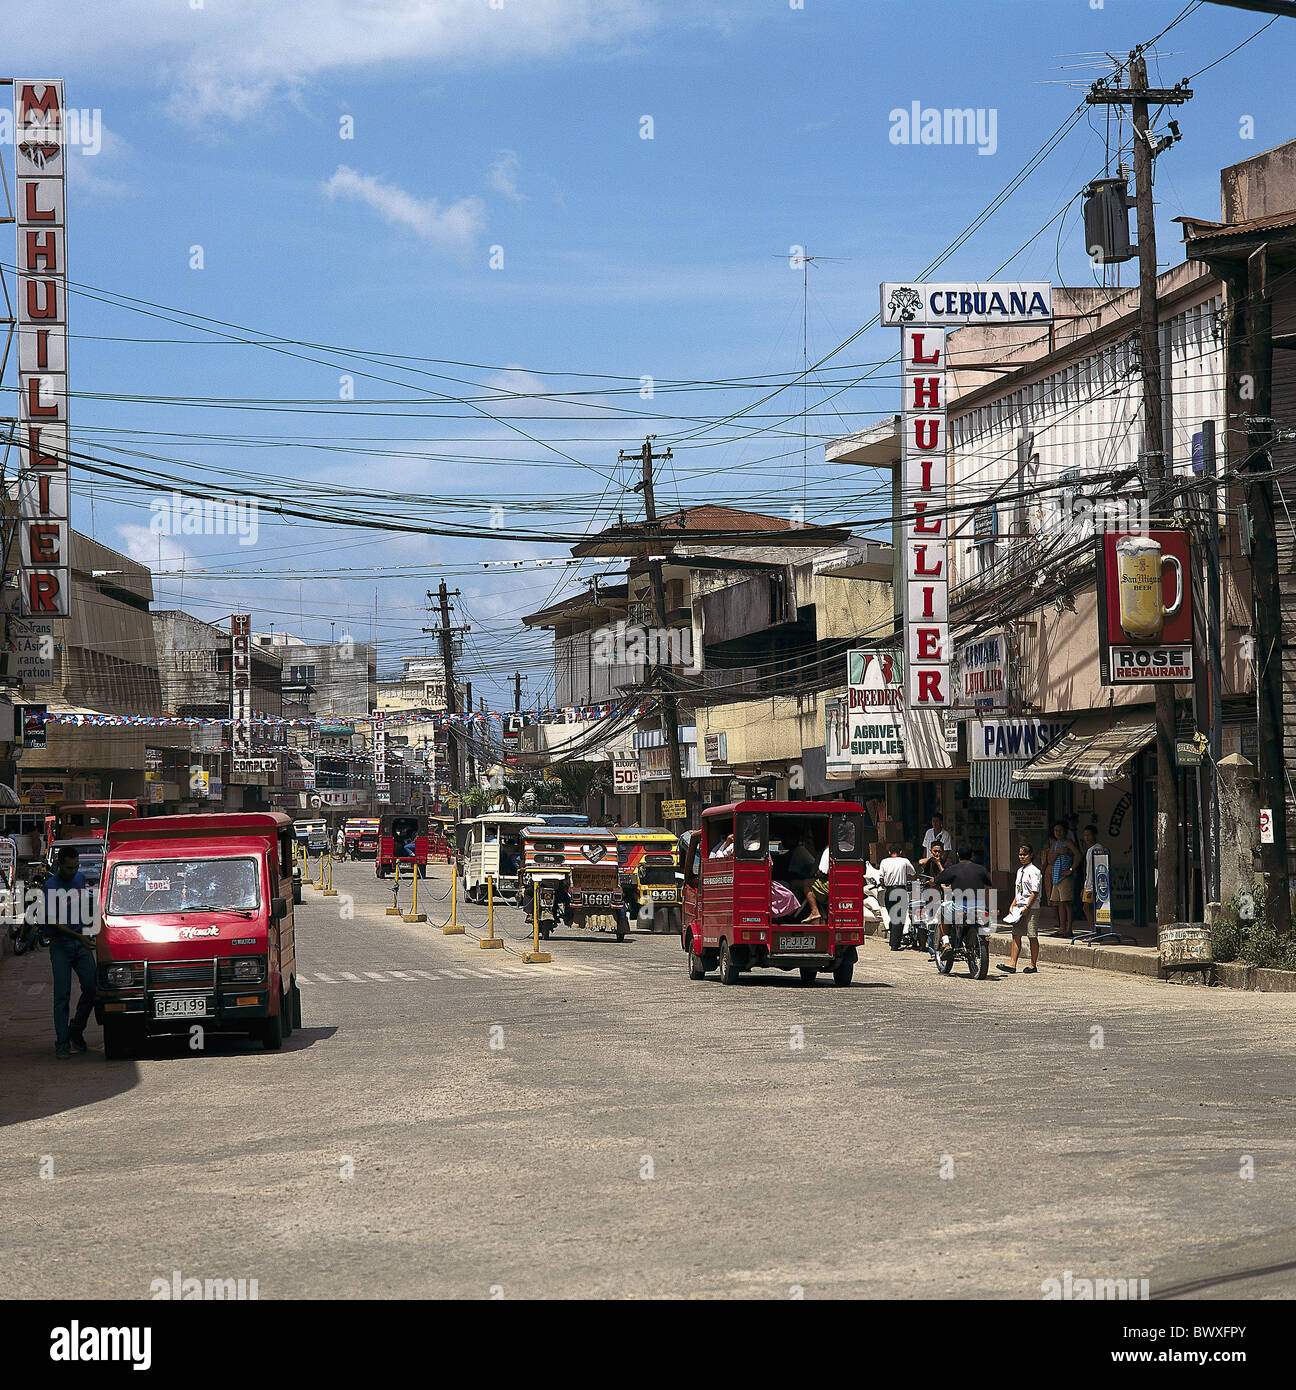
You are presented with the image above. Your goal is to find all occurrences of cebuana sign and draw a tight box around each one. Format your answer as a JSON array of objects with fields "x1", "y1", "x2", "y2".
[{"x1": 881, "y1": 282, "x2": 1053, "y2": 327}]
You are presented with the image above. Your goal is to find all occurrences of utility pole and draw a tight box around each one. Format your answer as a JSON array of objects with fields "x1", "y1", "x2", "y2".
[
  {"x1": 620, "y1": 436, "x2": 686, "y2": 816},
  {"x1": 1240, "y1": 247, "x2": 1292, "y2": 933},
  {"x1": 423, "y1": 582, "x2": 468, "y2": 797},
  {"x1": 1088, "y1": 54, "x2": 1192, "y2": 927},
  {"x1": 513, "y1": 671, "x2": 523, "y2": 713}
]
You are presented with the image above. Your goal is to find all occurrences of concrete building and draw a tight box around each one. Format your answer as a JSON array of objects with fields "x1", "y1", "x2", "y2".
[
  {"x1": 153, "y1": 611, "x2": 283, "y2": 810},
  {"x1": 255, "y1": 631, "x2": 376, "y2": 721},
  {"x1": 14, "y1": 533, "x2": 182, "y2": 809}
]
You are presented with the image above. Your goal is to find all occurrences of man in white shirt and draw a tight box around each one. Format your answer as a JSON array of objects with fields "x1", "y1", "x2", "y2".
[
  {"x1": 999, "y1": 843, "x2": 1042, "y2": 973},
  {"x1": 878, "y1": 843, "x2": 917, "y2": 949},
  {"x1": 922, "y1": 814, "x2": 953, "y2": 861}
]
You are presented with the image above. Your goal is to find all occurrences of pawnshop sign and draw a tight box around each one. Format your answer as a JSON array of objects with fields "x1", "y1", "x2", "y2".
[
  {"x1": 16, "y1": 80, "x2": 71, "y2": 618},
  {"x1": 883, "y1": 281, "x2": 1052, "y2": 720}
]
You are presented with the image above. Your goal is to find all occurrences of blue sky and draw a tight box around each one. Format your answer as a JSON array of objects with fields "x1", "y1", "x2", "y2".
[{"x1": 7, "y1": 0, "x2": 1295, "y2": 711}]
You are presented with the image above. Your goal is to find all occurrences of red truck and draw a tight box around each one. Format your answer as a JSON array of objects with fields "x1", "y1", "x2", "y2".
[
  {"x1": 681, "y1": 800, "x2": 867, "y2": 986},
  {"x1": 95, "y1": 812, "x2": 301, "y2": 1058}
]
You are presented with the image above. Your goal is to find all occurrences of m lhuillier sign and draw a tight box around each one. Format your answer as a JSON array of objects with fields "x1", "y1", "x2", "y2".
[
  {"x1": 16, "y1": 81, "x2": 72, "y2": 618},
  {"x1": 882, "y1": 282, "x2": 1052, "y2": 713}
]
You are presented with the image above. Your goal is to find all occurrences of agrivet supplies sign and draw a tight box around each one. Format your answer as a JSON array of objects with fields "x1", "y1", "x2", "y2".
[
  {"x1": 883, "y1": 281, "x2": 1052, "y2": 719},
  {"x1": 16, "y1": 80, "x2": 72, "y2": 618}
]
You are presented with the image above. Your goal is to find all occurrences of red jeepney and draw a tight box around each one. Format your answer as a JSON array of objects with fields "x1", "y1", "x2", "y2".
[
  {"x1": 427, "y1": 813, "x2": 455, "y2": 864},
  {"x1": 681, "y1": 800, "x2": 866, "y2": 986},
  {"x1": 44, "y1": 799, "x2": 138, "y2": 851},
  {"x1": 376, "y1": 813, "x2": 428, "y2": 878},
  {"x1": 95, "y1": 812, "x2": 300, "y2": 1057}
]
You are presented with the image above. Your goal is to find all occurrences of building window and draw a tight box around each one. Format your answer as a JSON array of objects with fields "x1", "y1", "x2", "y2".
[{"x1": 288, "y1": 664, "x2": 317, "y2": 686}]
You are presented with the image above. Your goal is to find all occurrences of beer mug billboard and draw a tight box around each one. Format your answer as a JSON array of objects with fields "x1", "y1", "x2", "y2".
[{"x1": 1115, "y1": 534, "x2": 1182, "y2": 641}]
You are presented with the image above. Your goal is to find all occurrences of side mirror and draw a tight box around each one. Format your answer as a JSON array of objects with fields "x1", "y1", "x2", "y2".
[{"x1": 271, "y1": 896, "x2": 289, "y2": 920}]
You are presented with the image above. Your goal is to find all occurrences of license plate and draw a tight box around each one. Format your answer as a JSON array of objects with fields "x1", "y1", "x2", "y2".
[
  {"x1": 778, "y1": 933, "x2": 817, "y2": 951},
  {"x1": 153, "y1": 994, "x2": 212, "y2": 1019},
  {"x1": 584, "y1": 892, "x2": 614, "y2": 907},
  {"x1": 650, "y1": 889, "x2": 678, "y2": 901}
]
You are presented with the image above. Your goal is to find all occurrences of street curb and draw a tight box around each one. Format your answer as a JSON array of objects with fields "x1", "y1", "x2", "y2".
[{"x1": 863, "y1": 923, "x2": 1296, "y2": 992}]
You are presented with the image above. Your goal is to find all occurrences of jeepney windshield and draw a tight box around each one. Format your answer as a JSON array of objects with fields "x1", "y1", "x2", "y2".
[{"x1": 107, "y1": 857, "x2": 261, "y2": 915}]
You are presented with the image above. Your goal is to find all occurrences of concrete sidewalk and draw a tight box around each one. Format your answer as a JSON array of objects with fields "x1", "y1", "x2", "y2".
[{"x1": 864, "y1": 921, "x2": 1296, "y2": 993}]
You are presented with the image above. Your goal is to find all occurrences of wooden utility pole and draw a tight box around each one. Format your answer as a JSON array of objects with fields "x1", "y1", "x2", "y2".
[
  {"x1": 424, "y1": 582, "x2": 468, "y2": 796},
  {"x1": 1089, "y1": 54, "x2": 1192, "y2": 926},
  {"x1": 1240, "y1": 246, "x2": 1292, "y2": 933},
  {"x1": 620, "y1": 437, "x2": 686, "y2": 814},
  {"x1": 513, "y1": 671, "x2": 523, "y2": 713}
]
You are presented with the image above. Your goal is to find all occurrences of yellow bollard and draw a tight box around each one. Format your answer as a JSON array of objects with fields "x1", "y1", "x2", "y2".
[
  {"x1": 444, "y1": 860, "x2": 463, "y2": 934},
  {"x1": 316, "y1": 850, "x2": 326, "y2": 889},
  {"x1": 323, "y1": 851, "x2": 337, "y2": 897},
  {"x1": 479, "y1": 875, "x2": 503, "y2": 948},
  {"x1": 524, "y1": 881, "x2": 551, "y2": 964},
  {"x1": 403, "y1": 859, "x2": 426, "y2": 923},
  {"x1": 385, "y1": 858, "x2": 403, "y2": 916}
]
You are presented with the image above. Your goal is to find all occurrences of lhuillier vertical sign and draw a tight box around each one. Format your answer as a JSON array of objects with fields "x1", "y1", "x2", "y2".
[
  {"x1": 880, "y1": 282, "x2": 1053, "y2": 710},
  {"x1": 16, "y1": 81, "x2": 71, "y2": 618}
]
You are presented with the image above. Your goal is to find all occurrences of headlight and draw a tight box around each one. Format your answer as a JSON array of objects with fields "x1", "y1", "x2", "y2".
[
  {"x1": 105, "y1": 964, "x2": 138, "y2": 987},
  {"x1": 220, "y1": 955, "x2": 266, "y2": 983}
]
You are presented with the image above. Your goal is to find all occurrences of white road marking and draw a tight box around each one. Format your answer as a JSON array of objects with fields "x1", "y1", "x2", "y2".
[
  {"x1": 339, "y1": 972, "x2": 366, "y2": 982},
  {"x1": 363, "y1": 971, "x2": 389, "y2": 980},
  {"x1": 389, "y1": 971, "x2": 414, "y2": 979},
  {"x1": 411, "y1": 970, "x2": 439, "y2": 980},
  {"x1": 439, "y1": 970, "x2": 467, "y2": 979},
  {"x1": 313, "y1": 972, "x2": 336, "y2": 983}
]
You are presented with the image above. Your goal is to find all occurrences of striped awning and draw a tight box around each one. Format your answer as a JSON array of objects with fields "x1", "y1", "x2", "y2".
[
  {"x1": 970, "y1": 759, "x2": 1033, "y2": 799},
  {"x1": 1012, "y1": 712, "x2": 1153, "y2": 785}
]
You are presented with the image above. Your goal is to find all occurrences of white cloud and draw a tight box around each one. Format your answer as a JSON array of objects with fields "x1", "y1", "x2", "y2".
[
  {"x1": 487, "y1": 149, "x2": 526, "y2": 203},
  {"x1": 8, "y1": 0, "x2": 664, "y2": 122},
  {"x1": 323, "y1": 164, "x2": 485, "y2": 253},
  {"x1": 115, "y1": 522, "x2": 194, "y2": 574}
]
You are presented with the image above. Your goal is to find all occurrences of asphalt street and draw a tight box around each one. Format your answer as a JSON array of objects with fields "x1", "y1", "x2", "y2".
[{"x1": 2, "y1": 857, "x2": 1295, "y2": 1300}]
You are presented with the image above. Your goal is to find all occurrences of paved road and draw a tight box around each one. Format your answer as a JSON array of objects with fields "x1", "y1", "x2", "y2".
[{"x1": 2, "y1": 858, "x2": 1295, "y2": 1300}]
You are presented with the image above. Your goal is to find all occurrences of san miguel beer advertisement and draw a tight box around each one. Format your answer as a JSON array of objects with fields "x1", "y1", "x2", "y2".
[{"x1": 1097, "y1": 530, "x2": 1193, "y2": 684}]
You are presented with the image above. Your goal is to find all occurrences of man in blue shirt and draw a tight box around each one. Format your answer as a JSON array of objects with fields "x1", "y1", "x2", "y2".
[{"x1": 45, "y1": 846, "x2": 96, "y2": 1058}]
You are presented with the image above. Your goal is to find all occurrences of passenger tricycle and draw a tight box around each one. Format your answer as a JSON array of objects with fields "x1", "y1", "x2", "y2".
[{"x1": 681, "y1": 800, "x2": 867, "y2": 986}]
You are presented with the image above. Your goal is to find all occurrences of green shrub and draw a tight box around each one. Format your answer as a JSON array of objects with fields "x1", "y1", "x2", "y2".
[{"x1": 1210, "y1": 910, "x2": 1240, "y2": 963}]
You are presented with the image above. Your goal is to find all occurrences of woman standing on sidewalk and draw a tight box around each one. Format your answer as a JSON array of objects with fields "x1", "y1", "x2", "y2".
[{"x1": 1044, "y1": 821, "x2": 1079, "y2": 939}]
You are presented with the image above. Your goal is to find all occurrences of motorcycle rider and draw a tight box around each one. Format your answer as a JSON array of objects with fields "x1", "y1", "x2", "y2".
[{"x1": 933, "y1": 844, "x2": 993, "y2": 957}]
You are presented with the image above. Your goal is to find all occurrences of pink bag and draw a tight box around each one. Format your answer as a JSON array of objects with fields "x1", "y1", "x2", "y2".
[{"x1": 770, "y1": 879, "x2": 801, "y2": 920}]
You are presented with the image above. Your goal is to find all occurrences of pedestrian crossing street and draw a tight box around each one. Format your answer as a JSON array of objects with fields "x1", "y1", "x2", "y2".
[{"x1": 297, "y1": 959, "x2": 680, "y2": 986}]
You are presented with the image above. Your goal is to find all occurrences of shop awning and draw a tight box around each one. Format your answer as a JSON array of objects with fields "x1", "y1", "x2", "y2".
[
  {"x1": 1011, "y1": 712, "x2": 1153, "y2": 785},
  {"x1": 970, "y1": 759, "x2": 1033, "y2": 799}
]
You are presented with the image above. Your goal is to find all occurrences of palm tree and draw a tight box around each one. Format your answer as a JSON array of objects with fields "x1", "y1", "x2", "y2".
[{"x1": 547, "y1": 762, "x2": 612, "y2": 813}]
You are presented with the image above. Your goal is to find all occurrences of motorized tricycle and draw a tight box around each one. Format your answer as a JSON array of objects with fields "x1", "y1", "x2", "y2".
[
  {"x1": 521, "y1": 825, "x2": 627, "y2": 940},
  {"x1": 615, "y1": 827, "x2": 682, "y2": 933},
  {"x1": 681, "y1": 800, "x2": 867, "y2": 986}
]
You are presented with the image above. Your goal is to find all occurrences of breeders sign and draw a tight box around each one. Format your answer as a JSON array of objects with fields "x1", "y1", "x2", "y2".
[
  {"x1": 885, "y1": 282, "x2": 1052, "y2": 714},
  {"x1": 1096, "y1": 529, "x2": 1194, "y2": 684},
  {"x1": 846, "y1": 648, "x2": 905, "y2": 765}
]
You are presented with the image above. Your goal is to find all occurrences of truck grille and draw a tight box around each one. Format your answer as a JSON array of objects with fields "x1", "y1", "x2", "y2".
[{"x1": 149, "y1": 961, "x2": 216, "y2": 988}]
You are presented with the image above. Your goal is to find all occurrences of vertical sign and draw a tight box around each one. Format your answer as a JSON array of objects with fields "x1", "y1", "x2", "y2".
[
  {"x1": 230, "y1": 615, "x2": 251, "y2": 760},
  {"x1": 1091, "y1": 846, "x2": 1112, "y2": 928},
  {"x1": 882, "y1": 283, "x2": 1053, "y2": 720},
  {"x1": 16, "y1": 80, "x2": 71, "y2": 617},
  {"x1": 372, "y1": 711, "x2": 388, "y2": 789},
  {"x1": 901, "y1": 325, "x2": 949, "y2": 708}
]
